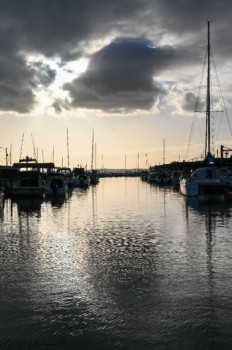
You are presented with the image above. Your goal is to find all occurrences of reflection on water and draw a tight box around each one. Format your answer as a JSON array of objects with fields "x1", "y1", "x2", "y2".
[
  {"x1": 181, "y1": 194, "x2": 232, "y2": 346},
  {"x1": 1, "y1": 178, "x2": 232, "y2": 349}
]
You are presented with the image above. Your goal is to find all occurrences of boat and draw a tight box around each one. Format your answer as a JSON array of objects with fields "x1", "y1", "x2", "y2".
[
  {"x1": 75, "y1": 174, "x2": 90, "y2": 187},
  {"x1": 147, "y1": 167, "x2": 159, "y2": 183},
  {"x1": 155, "y1": 170, "x2": 171, "y2": 184},
  {"x1": 44, "y1": 174, "x2": 68, "y2": 196},
  {"x1": 171, "y1": 170, "x2": 182, "y2": 186},
  {"x1": 11, "y1": 157, "x2": 45, "y2": 197},
  {"x1": 0, "y1": 187, "x2": 4, "y2": 208},
  {"x1": 140, "y1": 171, "x2": 148, "y2": 181},
  {"x1": 180, "y1": 21, "x2": 232, "y2": 196},
  {"x1": 73, "y1": 165, "x2": 90, "y2": 186},
  {"x1": 180, "y1": 177, "x2": 199, "y2": 196},
  {"x1": 180, "y1": 167, "x2": 232, "y2": 196},
  {"x1": 11, "y1": 170, "x2": 44, "y2": 197},
  {"x1": 89, "y1": 169, "x2": 99, "y2": 184},
  {"x1": 56, "y1": 167, "x2": 75, "y2": 188}
]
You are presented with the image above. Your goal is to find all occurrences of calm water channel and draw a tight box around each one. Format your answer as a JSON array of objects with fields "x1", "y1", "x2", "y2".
[{"x1": 1, "y1": 177, "x2": 232, "y2": 349}]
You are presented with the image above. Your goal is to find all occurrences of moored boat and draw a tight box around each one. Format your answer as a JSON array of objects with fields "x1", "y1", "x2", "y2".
[
  {"x1": 75, "y1": 174, "x2": 90, "y2": 187},
  {"x1": 45, "y1": 176, "x2": 68, "y2": 196},
  {"x1": 155, "y1": 171, "x2": 171, "y2": 184},
  {"x1": 180, "y1": 21, "x2": 232, "y2": 197},
  {"x1": 180, "y1": 166, "x2": 232, "y2": 196},
  {"x1": 147, "y1": 167, "x2": 158, "y2": 183},
  {"x1": 171, "y1": 170, "x2": 182, "y2": 186},
  {"x1": 11, "y1": 157, "x2": 45, "y2": 197},
  {"x1": 89, "y1": 170, "x2": 99, "y2": 184},
  {"x1": 73, "y1": 165, "x2": 90, "y2": 186},
  {"x1": 11, "y1": 170, "x2": 44, "y2": 197},
  {"x1": 56, "y1": 167, "x2": 75, "y2": 188}
]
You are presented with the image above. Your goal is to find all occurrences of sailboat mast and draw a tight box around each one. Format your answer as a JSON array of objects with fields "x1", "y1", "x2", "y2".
[
  {"x1": 19, "y1": 133, "x2": 24, "y2": 161},
  {"x1": 206, "y1": 19, "x2": 211, "y2": 155},
  {"x1": 91, "y1": 129, "x2": 94, "y2": 171},
  {"x1": 67, "y1": 128, "x2": 70, "y2": 167}
]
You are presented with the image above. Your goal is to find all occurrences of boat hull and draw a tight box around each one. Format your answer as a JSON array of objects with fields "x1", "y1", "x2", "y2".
[
  {"x1": 180, "y1": 179, "x2": 199, "y2": 196},
  {"x1": 11, "y1": 187, "x2": 44, "y2": 197}
]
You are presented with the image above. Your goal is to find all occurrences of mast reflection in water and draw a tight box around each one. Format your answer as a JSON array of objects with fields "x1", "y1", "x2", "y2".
[{"x1": 1, "y1": 178, "x2": 232, "y2": 349}]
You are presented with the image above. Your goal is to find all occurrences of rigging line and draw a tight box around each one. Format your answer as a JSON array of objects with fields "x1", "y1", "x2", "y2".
[
  {"x1": 185, "y1": 49, "x2": 207, "y2": 160},
  {"x1": 211, "y1": 51, "x2": 232, "y2": 137},
  {"x1": 185, "y1": 113, "x2": 196, "y2": 160}
]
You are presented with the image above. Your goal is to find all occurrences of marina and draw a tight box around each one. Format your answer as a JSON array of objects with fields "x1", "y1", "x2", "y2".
[{"x1": 1, "y1": 2, "x2": 232, "y2": 349}]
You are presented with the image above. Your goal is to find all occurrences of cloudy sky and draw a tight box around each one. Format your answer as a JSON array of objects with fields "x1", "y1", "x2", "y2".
[{"x1": 0, "y1": 0, "x2": 232, "y2": 168}]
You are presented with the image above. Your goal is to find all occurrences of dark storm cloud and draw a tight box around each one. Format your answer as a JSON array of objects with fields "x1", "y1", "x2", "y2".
[
  {"x1": 0, "y1": 51, "x2": 35, "y2": 113},
  {"x1": 63, "y1": 38, "x2": 172, "y2": 112},
  {"x1": 0, "y1": 0, "x2": 149, "y2": 113},
  {"x1": 0, "y1": 0, "x2": 231, "y2": 113}
]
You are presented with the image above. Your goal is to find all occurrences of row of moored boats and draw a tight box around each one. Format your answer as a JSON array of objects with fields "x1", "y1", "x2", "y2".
[
  {"x1": 0, "y1": 158, "x2": 100, "y2": 208},
  {"x1": 144, "y1": 162, "x2": 232, "y2": 197}
]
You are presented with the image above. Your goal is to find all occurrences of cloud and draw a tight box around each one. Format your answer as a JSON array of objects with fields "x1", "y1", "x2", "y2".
[
  {"x1": 0, "y1": 48, "x2": 57, "y2": 114},
  {"x1": 52, "y1": 98, "x2": 70, "y2": 114},
  {"x1": 0, "y1": 0, "x2": 231, "y2": 114},
  {"x1": 63, "y1": 38, "x2": 173, "y2": 112},
  {"x1": 182, "y1": 92, "x2": 202, "y2": 112},
  {"x1": 170, "y1": 87, "x2": 205, "y2": 115},
  {"x1": 0, "y1": 51, "x2": 35, "y2": 113},
  {"x1": 30, "y1": 62, "x2": 56, "y2": 88}
]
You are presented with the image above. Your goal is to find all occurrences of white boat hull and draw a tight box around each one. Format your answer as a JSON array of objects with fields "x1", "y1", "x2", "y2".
[
  {"x1": 75, "y1": 175, "x2": 90, "y2": 187},
  {"x1": 180, "y1": 179, "x2": 199, "y2": 196},
  {"x1": 45, "y1": 178, "x2": 68, "y2": 196}
]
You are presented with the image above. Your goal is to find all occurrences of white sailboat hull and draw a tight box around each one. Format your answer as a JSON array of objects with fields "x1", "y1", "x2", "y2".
[{"x1": 180, "y1": 179, "x2": 199, "y2": 196}]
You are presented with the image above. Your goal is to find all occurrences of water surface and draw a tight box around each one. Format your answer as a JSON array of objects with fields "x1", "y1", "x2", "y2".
[{"x1": 1, "y1": 177, "x2": 232, "y2": 349}]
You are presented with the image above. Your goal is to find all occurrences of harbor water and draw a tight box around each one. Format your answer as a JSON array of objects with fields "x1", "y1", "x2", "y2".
[{"x1": 1, "y1": 177, "x2": 232, "y2": 349}]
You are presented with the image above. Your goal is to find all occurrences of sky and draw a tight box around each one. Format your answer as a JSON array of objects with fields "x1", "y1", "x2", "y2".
[{"x1": 1, "y1": 0, "x2": 232, "y2": 169}]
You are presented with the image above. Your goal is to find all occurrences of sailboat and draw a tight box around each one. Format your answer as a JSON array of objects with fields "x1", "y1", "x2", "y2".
[{"x1": 180, "y1": 20, "x2": 232, "y2": 196}]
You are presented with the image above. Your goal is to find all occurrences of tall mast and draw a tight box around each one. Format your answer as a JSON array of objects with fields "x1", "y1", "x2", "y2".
[
  {"x1": 19, "y1": 133, "x2": 24, "y2": 161},
  {"x1": 95, "y1": 143, "x2": 97, "y2": 170},
  {"x1": 206, "y1": 19, "x2": 211, "y2": 155},
  {"x1": 67, "y1": 128, "x2": 70, "y2": 167},
  {"x1": 163, "y1": 138, "x2": 165, "y2": 165},
  {"x1": 91, "y1": 129, "x2": 94, "y2": 171}
]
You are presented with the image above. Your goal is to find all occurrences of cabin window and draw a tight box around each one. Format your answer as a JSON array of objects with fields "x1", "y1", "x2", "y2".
[{"x1": 21, "y1": 178, "x2": 38, "y2": 186}]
